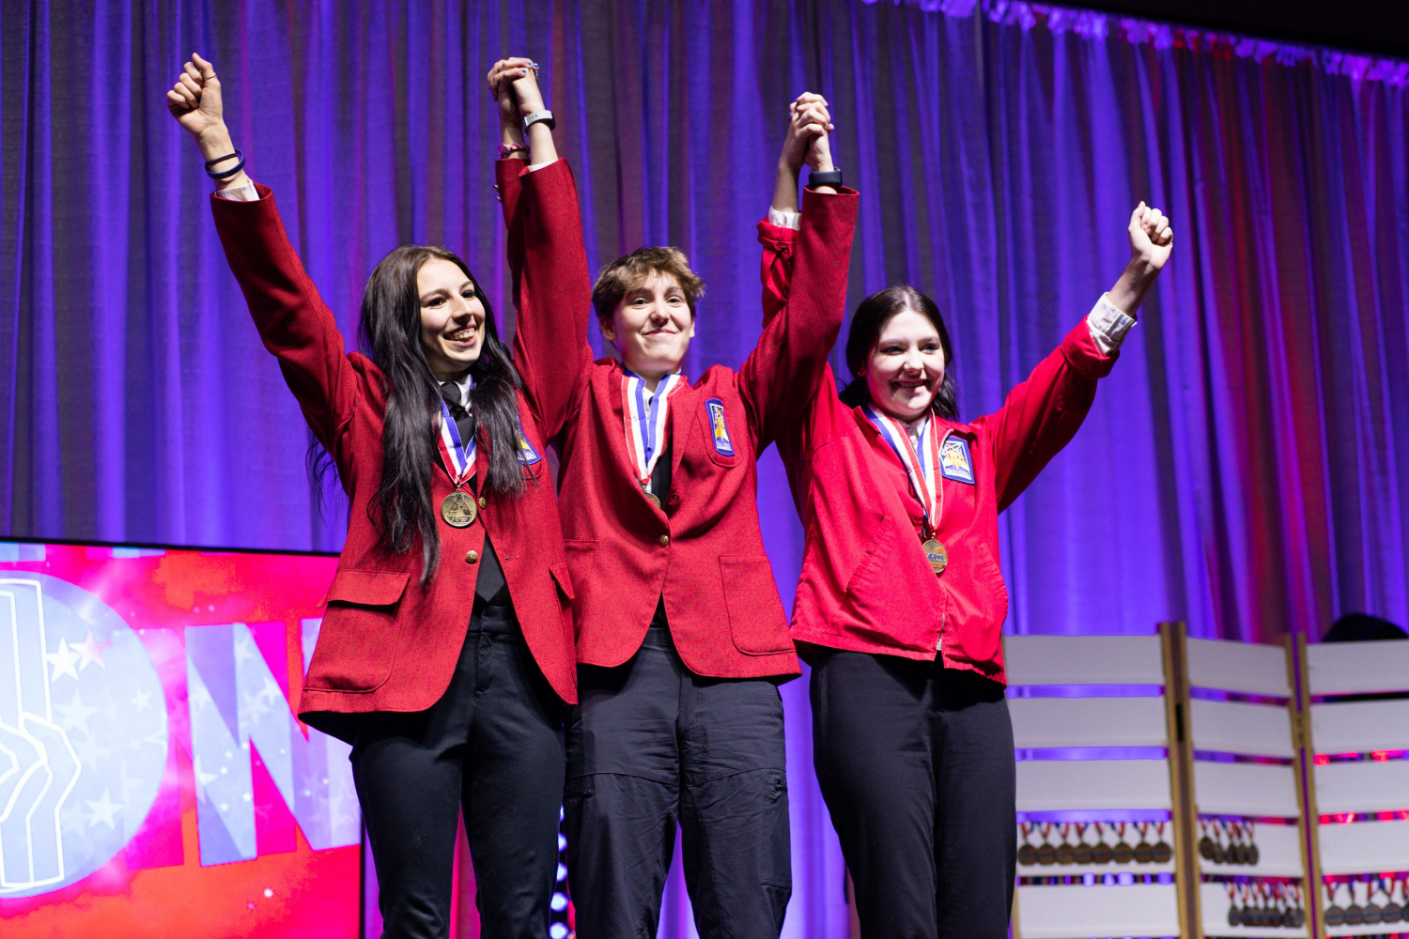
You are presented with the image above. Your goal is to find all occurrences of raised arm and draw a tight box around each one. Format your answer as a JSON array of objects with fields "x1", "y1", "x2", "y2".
[
  {"x1": 486, "y1": 58, "x2": 592, "y2": 438},
  {"x1": 168, "y1": 54, "x2": 358, "y2": 453},
  {"x1": 166, "y1": 53, "x2": 250, "y2": 192},
  {"x1": 739, "y1": 94, "x2": 857, "y2": 451},
  {"x1": 985, "y1": 203, "x2": 1174, "y2": 510}
]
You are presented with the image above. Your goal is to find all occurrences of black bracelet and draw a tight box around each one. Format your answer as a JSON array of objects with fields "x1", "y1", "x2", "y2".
[
  {"x1": 204, "y1": 151, "x2": 240, "y2": 167},
  {"x1": 205, "y1": 150, "x2": 246, "y2": 179},
  {"x1": 808, "y1": 167, "x2": 843, "y2": 188}
]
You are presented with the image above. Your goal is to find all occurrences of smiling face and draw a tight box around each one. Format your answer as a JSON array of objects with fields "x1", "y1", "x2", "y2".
[
  {"x1": 600, "y1": 270, "x2": 696, "y2": 380},
  {"x1": 863, "y1": 308, "x2": 947, "y2": 423},
  {"x1": 416, "y1": 257, "x2": 486, "y2": 380}
]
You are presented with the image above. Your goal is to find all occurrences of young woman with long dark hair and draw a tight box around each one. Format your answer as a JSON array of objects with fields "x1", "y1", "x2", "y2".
[
  {"x1": 760, "y1": 206, "x2": 1173, "y2": 937},
  {"x1": 167, "y1": 54, "x2": 576, "y2": 939}
]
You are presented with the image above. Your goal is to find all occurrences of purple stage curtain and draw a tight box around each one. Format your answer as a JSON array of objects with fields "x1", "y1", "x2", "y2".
[{"x1": 3, "y1": 2, "x2": 1408, "y2": 936}]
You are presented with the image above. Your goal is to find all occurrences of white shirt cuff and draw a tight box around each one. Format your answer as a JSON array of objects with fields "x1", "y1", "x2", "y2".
[
  {"x1": 1086, "y1": 293, "x2": 1137, "y2": 355},
  {"x1": 528, "y1": 158, "x2": 558, "y2": 172},
  {"x1": 214, "y1": 180, "x2": 259, "y2": 202},
  {"x1": 767, "y1": 207, "x2": 802, "y2": 231}
]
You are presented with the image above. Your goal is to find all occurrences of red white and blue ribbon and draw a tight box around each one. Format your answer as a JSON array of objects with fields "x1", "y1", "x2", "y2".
[
  {"x1": 437, "y1": 391, "x2": 477, "y2": 487},
  {"x1": 622, "y1": 369, "x2": 684, "y2": 491},
  {"x1": 864, "y1": 406, "x2": 945, "y2": 533}
]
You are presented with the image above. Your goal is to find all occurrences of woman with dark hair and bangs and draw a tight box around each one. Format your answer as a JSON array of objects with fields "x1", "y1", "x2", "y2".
[
  {"x1": 759, "y1": 207, "x2": 1173, "y2": 937},
  {"x1": 167, "y1": 55, "x2": 576, "y2": 938}
]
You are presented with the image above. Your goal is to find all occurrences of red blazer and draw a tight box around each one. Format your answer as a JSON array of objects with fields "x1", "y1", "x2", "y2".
[
  {"x1": 759, "y1": 223, "x2": 1118, "y2": 684},
  {"x1": 211, "y1": 187, "x2": 577, "y2": 737},
  {"x1": 498, "y1": 160, "x2": 858, "y2": 680}
]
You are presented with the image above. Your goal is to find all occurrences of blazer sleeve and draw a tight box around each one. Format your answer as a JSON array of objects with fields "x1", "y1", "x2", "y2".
[
  {"x1": 210, "y1": 185, "x2": 360, "y2": 456},
  {"x1": 500, "y1": 159, "x2": 594, "y2": 438},
  {"x1": 737, "y1": 185, "x2": 858, "y2": 451},
  {"x1": 977, "y1": 319, "x2": 1119, "y2": 512}
]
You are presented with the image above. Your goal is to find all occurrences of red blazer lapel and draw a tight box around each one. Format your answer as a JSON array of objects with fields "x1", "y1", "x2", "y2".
[
  {"x1": 604, "y1": 361, "x2": 654, "y2": 505},
  {"x1": 666, "y1": 378, "x2": 697, "y2": 486}
]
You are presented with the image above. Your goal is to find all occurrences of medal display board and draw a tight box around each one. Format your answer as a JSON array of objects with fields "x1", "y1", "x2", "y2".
[
  {"x1": 1003, "y1": 627, "x2": 1409, "y2": 939},
  {"x1": 1182, "y1": 634, "x2": 1313, "y2": 938},
  {"x1": 1005, "y1": 629, "x2": 1190, "y2": 939},
  {"x1": 1298, "y1": 638, "x2": 1409, "y2": 938},
  {"x1": 0, "y1": 541, "x2": 358, "y2": 939}
]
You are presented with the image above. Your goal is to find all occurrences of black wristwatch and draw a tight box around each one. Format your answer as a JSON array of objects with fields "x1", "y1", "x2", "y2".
[{"x1": 808, "y1": 167, "x2": 843, "y2": 188}]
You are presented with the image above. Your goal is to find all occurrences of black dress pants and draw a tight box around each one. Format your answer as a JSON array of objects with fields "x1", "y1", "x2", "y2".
[
  {"x1": 350, "y1": 602, "x2": 566, "y2": 939},
  {"x1": 565, "y1": 624, "x2": 791, "y2": 939},
  {"x1": 810, "y1": 649, "x2": 1016, "y2": 939}
]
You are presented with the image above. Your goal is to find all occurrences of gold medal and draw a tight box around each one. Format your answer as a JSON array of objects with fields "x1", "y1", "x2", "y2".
[
  {"x1": 441, "y1": 490, "x2": 477, "y2": 528},
  {"x1": 644, "y1": 489, "x2": 661, "y2": 509},
  {"x1": 922, "y1": 538, "x2": 947, "y2": 575}
]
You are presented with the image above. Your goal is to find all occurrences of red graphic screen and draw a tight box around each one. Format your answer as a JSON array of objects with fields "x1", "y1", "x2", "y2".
[{"x1": 0, "y1": 541, "x2": 358, "y2": 939}]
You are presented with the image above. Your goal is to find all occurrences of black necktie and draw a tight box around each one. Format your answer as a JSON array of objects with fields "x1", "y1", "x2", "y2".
[{"x1": 439, "y1": 382, "x2": 476, "y2": 449}]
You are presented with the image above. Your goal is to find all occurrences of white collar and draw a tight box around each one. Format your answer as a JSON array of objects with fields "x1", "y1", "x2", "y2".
[{"x1": 441, "y1": 372, "x2": 474, "y2": 409}]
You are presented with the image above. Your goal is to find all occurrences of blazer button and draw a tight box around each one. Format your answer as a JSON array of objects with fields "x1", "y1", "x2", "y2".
[
  {"x1": 465, "y1": 550, "x2": 479, "y2": 563},
  {"x1": 658, "y1": 534, "x2": 670, "y2": 547},
  {"x1": 478, "y1": 495, "x2": 487, "y2": 508}
]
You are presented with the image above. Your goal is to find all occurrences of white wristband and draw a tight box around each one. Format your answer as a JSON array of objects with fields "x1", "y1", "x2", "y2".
[{"x1": 522, "y1": 110, "x2": 555, "y2": 133}]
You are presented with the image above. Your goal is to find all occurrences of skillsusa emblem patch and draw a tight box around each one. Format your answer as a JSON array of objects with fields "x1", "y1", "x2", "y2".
[
  {"x1": 705, "y1": 399, "x2": 735, "y2": 456},
  {"x1": 938, "y1": 436, "x2": 975, "y2": 484},
  {"x1": 516, "y1": 420, "x2": 542, "y2": 465}
]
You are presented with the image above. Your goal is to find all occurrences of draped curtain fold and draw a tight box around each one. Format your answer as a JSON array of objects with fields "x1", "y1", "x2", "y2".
[{"x1": 3, "y1": 2, "x2": 1407, "y2": 936}]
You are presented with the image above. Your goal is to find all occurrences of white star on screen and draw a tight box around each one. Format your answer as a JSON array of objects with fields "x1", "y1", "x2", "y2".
[
  {"x1": 84, "y1": 789, "x2": 124, "y2": 830},
  {"x1": 45, "y1": 638, "x2": 81, "y2": 682}
]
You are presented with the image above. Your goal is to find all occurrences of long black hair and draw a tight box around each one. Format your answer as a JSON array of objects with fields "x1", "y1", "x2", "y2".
[
  {"x1": 312, "y1": 245, "x2": 524, "y2": 581},
  {"x1": 838, "y1": 285, "x2": 959, "y2": 420}
]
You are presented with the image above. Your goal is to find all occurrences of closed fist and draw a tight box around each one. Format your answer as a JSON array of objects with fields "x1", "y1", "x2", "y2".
[
  {"x1": 166, "y1": 53, "x2": 224, "y2": 141},
  {"x1": 1129, "y1": 202, "x2": 1173, "y2": 270}
]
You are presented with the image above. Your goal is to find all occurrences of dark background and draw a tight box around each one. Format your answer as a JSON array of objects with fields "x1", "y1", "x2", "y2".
[{"x1": 1049, "y1": 0, "x2": 1409, "y2": 59}]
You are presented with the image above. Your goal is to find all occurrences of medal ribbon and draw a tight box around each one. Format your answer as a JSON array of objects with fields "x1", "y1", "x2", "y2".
[
  {"x1": 864, "y1": 406, "x2": 945, "y2": 535},
  {"x1": 622, "y1": 369, "x2": 684, "y2": 490},
  {"x1": 437, "y1": 394, "x2": 477, "y2": 487}
]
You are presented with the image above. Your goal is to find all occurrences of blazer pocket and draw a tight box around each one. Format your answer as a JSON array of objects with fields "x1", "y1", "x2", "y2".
[
  {"x1": 306, "y1": 569, "x2": 410, "y2": 692},
  {"x1": 970, "y1": 543, "x2": 1009, "y2": 660},
  {"x1": 843, "y1": 517, "x2": 899, "y2": 601},
  {"x1": 719, "y1": 555, "x2": 794, "y2": 655},
  {"x1": 844, "y1": 517, "x2": 941, "y2": 643},
  {"x1": 550, "y1": 563, "x2": 575, "y2": 602}
]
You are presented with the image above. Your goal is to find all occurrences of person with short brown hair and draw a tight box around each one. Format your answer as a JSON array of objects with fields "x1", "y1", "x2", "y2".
[
  {"x1": 488, "y1": 58, "x2": 857, "y2": 938},
  {"x1": 590, "y1": 246, "x2": 705, "y2": 322}
]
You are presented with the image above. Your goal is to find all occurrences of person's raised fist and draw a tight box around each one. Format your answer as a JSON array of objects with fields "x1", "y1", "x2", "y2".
[
  {"x1": 1128, "y1": 202, "x2": 1173, "y2": 271},
  {"x1": 165, "y1": 53, "x2": 224, "y2": 142}
]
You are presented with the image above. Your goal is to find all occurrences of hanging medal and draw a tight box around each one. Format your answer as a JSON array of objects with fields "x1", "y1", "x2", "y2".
[
  {"x1": 1073, "y1": 823, "x2": 1093, "y2": 865},
  {"x1": 1325, "y1": 883, "x2": 1346, "y2": 927},
  {"x1": 1133, "y1": 822, "x2": 1155, "y2": 864},
  {"x1": 865, "y1": 407, "x2": 948, "y2": 575},
  {"x1": 1055, "y1": 823, "x2": 1075, "y2": 865},
  {"x1": 1384, "y1": 878, "x2": 1404, "y2": 924},
  {"x1": 1017, "y1": 823, "x2": 1038, "y2": 867},
  {"x1": 1226, "y1": 883, "x2": 1242, "y2": 928},
  {"x1": 436, "y1": 395, "x2": 478, "y2": 528},
  {"x1": 1152, "y1": 821, "x2": 1173, "y2": 864},
  {"x1": 1112, "y1": 822, "x2": 1134, "y2": 864},
  {"x1": 1092, "y1": 822, "x2": 1113, "y2": 865},
  {"x1": 1036, "y1": 823, "x2": 1057, "y2": 866},
  {"x1": 1346, "y1": 879, "x2": 1366, "y2": 927},
  {"x1": 622, "y1": 370, "x2": 683, "y2": 509}
]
